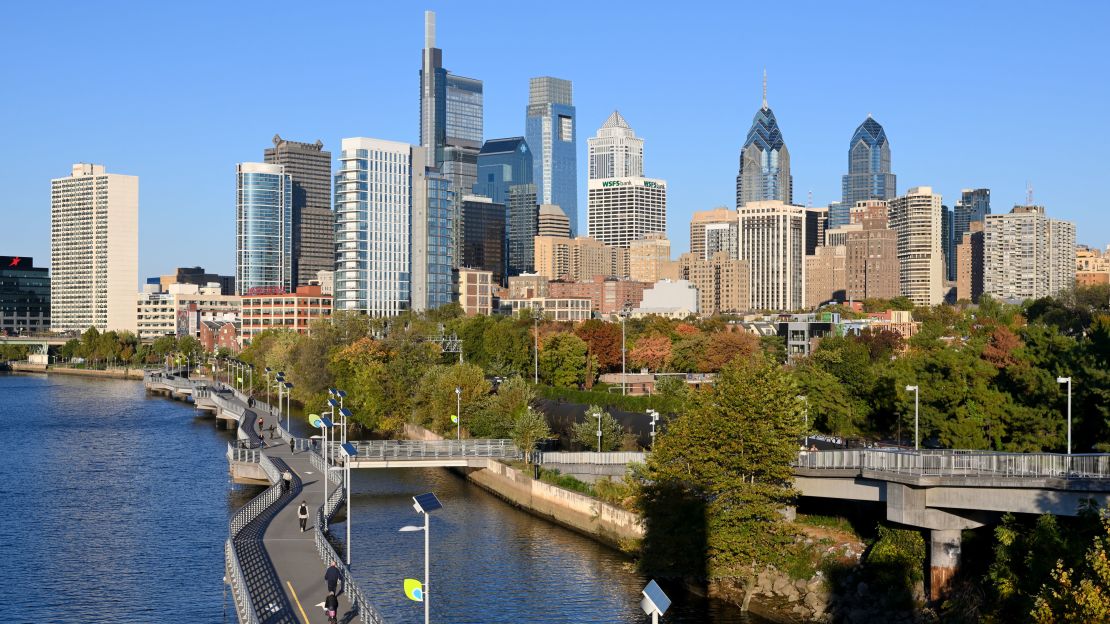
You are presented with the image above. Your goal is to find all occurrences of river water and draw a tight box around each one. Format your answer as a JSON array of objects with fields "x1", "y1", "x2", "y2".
[{"x1": 0, "y1": 374, "x2": 764, "y2": 623}]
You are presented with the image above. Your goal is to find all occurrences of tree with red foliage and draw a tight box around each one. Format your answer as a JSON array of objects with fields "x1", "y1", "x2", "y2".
[
  {"x1": 698, "y1": 330, "x2": 760, "y2": 372},
  {"x1": 630, "y1": 334, "x2": 673, "y2": 372},
  {"x1": 574, "y1": 319, "x2": 623, "y2": 371}
]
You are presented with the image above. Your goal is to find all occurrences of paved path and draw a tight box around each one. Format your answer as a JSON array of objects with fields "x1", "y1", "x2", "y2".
[{"x1": 223, "y1": 387, "x2": 359, "y2": 624}]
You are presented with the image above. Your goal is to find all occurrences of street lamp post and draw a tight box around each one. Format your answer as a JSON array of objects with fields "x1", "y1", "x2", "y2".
[
  {"x1": 264, "y1": 367, "x2": 271, "y2": 406},
  {"x1": 905, "y1": 385, "x2": 920, "y2": 450},
  {"x1": 455, "y1": 386, "x2": 462, "y2": 440},
  {"x1": 336, "y1": 390, "x2": 347, "y2": 444},
  {"x1": 320, "y1": 416, "x2": 334, "y2": 524},
  {"x1": 620, "y1": 306, "x2": 630, "y2": 396},
  {"x1": 796, "y1": 395, "x2": 809, "y2": 430},
  {"x1": 596, "y1": 409, "x2": 603, "y2": 452},
  {"x1": 648, "y1": 409, "x2": 660, "y2": 450},
  {"x1": 284, "y1": 381, "x2": 294, "y2": 432},
  {"x1": 399, "y1": 492, "x2": 443, "y2": 624},
  {"x1": 1057, "y1": 376, "x2": 1072, "y2": 455},
  {"x1": 274, "y1": 375, "x2": 285, "y2": 425},
  {"x1": 340, "y1": 442, "x2": 356, "y2": 565},
  {"x1": 532, "y1": 309, "x2": 541, "y2": 384}
]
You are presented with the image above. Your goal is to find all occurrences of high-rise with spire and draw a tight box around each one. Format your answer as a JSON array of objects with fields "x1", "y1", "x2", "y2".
[
  {"x1": 736, "y1": 72, "x2": 792, "y2": 207},
  {"x1": 835, "y1": 115, "x2": 895, "y2": 227},
  {"x1": 587, "y1": 111, "x2": 643, "y2": 179}
]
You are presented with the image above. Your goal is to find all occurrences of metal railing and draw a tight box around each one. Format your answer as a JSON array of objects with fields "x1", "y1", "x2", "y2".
[
  {"x1": 796, "y1": 449, "x2": 1110, "y2": 480},
  {"x1": 338, "y1": 439, "x2": 520, "y2": 462},
  {"x1": 536, "y1": 451, "x2": 648, "y2": 465},
  {"x1": 225, "y1": 539, "x2": 256, "y2": 624},
  {"x1": 310, "y1": 450, "x2": 386, "y2": 624},
  {"x1": 225, "y1": 455, "x2": 284, "y2": 624},
  {"x1": 226, "y1": 442, "x2": 260, "y2": 464}
]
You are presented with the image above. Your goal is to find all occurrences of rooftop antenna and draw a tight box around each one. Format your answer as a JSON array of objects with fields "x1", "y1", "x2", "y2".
[
  {"x1": 762, "y1": 69, "x2": 768, "y2": 109},
  {"x1": 1026, "y1": 181, "x2": 1034, "y2": 205},
  {"x1": 807, "y1": 190, "x2": 813, "y2": 208}
]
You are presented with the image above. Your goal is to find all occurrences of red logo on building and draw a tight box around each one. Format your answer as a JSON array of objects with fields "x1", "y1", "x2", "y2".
[{"x1": 8, "y1": 257, "x2": 20, "y2": 267}]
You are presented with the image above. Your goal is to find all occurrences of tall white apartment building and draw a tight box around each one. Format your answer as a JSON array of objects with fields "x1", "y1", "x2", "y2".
[
  {"x1": 586, "y1": 177, "x2": 667, "y2": 248},
  {"x1": 50, "y1": 163, "x2": 138, "y2": 333},
  {"x1": 887, "y1": 186, "x2": 944, "y2": 306},
  {"x1": 335, "y1": 138, "x2": 418, "y2": 316},
  {"x1": 587, "y1": 111, "x2": 644, "y2": 180},
  {"x1": 737, "y1": 200, "x2": 805, "y2": 311},
  {"x1": 984, "y1": 205, "x2": 1076, "y2": 300}
]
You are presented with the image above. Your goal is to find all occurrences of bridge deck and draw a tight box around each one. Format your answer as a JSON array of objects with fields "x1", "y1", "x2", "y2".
[{"x1": 223, "y1": 388, "x2": 359, "y2": 624}]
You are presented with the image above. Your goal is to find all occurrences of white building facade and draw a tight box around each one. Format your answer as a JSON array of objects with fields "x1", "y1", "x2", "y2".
[
  {"x1": 587, "y1": 111, "x2": 644, "y2": 180},
  {"x1": 737, "y1": 200, "x2": 806, "y2": 311},
  {"x1": 887, "y1": 186, "x2": 944, "y2": 306},
  {"x1": 984, "y1": 205, "x2": 1076, "y2": 300},
  {"x1": 50, "y1": 163, "x2": 138, "y2": 333},
  {"x1": 586, "y1": 177, "x2": 667, "y2": 248}
]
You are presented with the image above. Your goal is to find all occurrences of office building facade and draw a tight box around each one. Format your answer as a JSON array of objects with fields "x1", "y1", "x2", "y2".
[
  {"x1": 839, "y1": 115, "x2": 895, "y2": 227},
  {"x1": 473, "y1": 137, "x2": 533, "y2": 207},
  {"x1": 50, "y1": 163, "x2": 138, "y2": 333},
  {"x1": 679, "y1": 251, "x2": 751, "y2": 315},
  {"x1": 236, "y1": 163, "x2": 293, "y2": 296},
  {"x1": 984, "y1": 205, "x2": 1075, "y2": 300},
  {"x1": 537, "y1": 204, "x2": 571, "y2": 238},
  {"x1": 628, "y1": 233, "x2": 671, "y2": 283},
  {"x1": 459, "y1": 196, "x2": 505, "y2": 285},
  {"x1": 458, "y1": 267, "x2": 493, "y2": 316},
  {"x1": 264, "y1": 135, "x2": 333, "y2": 286},
  {"x1": 737, "y1": 200, "x2": 805, "y2": 311},
  {"x1": 690, "y1": 207, "x2": 737, "y2": 260},
  {"x1": 953, "y1": 188, "x2": 991, "y2": 257},
  {"x1": 587, "y1": 177, "x2": 667, "y2": 249},
  {"x1": 736, "y1": 75, "x2": 792, "y2": 207},
  {"x1": 805, "y1": 245, "x2": 847, "y2": 308},
  {"x1": 412, "y1": 168, "x2": 455, "y2": 311},
  {"x1": 588, "y1": 110, "x2": 643, "y2": 180},
  {"x1": 956, "y1": 220, "x2": 985, "y2": 302},
  {"x1": 845, "y1": 202, "x2": 900, "y2": 301},
  {"x1": 534, "y1": 236, "x2": 628, "y2": 282},
  {"x1": 888, "y1": 186, "x2": 944, "y2": 306},
  {"x1": 0, "y1": 256, "x2": 50, "y2": 334},
  {"x1": 526, "y1": 77, "x2": 578, "y2": 235}
]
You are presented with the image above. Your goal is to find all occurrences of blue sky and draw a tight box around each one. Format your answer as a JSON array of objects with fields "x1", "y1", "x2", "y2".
[{"x1": 2, "y1": 1, "x2": 1108, "y2": 279}]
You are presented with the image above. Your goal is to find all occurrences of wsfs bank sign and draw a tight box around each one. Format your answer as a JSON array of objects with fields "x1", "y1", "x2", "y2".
[{"x1": 599, "y1": 180, "x2": 666, "y2": 189}]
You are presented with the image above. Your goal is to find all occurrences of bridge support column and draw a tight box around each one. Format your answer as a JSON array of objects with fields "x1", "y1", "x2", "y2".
[{"x1": 929, "y1": 529, "x2": 962, "y2": 602}]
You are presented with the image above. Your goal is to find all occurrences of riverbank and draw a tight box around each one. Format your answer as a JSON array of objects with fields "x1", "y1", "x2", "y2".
[{"x1": 7, "y1": 362, "x2": 146, "y2": 379}]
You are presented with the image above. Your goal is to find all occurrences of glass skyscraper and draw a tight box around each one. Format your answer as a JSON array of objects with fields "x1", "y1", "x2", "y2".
[
  {"x1": 736, "y1": 74, "x2": 792, "y2": 207},
  {"x1": 835, "y1": 115, "x2": 895, "y2": 228},
  {"x1": 508, "y1": 183, "x2": 538, "y2": 277},
  {"x1": 413, "y1": 169, "x2": 455, "y2": 311},
  {"x1": 526, "y1": 77, "x2": 578, "y2": 235},
  {"x1": 954, "y1": 188, "x2": 991, "y2": 253},
  {"x1": 264, "y1": 135, "x2": 333, "y2": 286},
  {"x1": 236, "y1": 163, "x2": 292, "y2": 295},
  {"x1": 473, "y1": 137, "x2": 533, "y2": 207}
]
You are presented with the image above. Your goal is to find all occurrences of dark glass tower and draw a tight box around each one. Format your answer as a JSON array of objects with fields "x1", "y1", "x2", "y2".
[
  {"x1": 836, "y1": 115, "x2": 896, "y2": 228},
  {"x1": 459, "y1": 197, "x2": 506, "y2": 285},
  {"x1": 736, "y1": 73, "x2": 792, "y2": 207},
  {"x1": 526, "y1": 77, "x2": 578, "y2": 235},
  {"x1": 473, "y1": 137, "x2": 533, "y2": 207},
  {"x1": 953, "y1": 188, "x2": 991, "y2": 253},
  {"x1": 0, "y1": 255, "x2": 50, "y2": 334},
  {"x1": 264, "y1": 135, "x2": 332, "y2": 286}
]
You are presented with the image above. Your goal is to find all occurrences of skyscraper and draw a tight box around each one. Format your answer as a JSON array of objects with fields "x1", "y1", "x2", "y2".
[
  {"x1": 737, "y1": 200, "x2": 806, "y2": 311},
  {"x1": 587, "y1": 177, "x2": 667, "y2": 249},
  {"x1": 888, "y1": 186, "x2": 944, "y2": 306},
  {"x1": 1, "y1": 256, "x2": 50, "y2": 334},
  {"x1": 473, "y1": 137, "x2": 533, "y2": 207},
  {"x1": 588, "y1": 111, "x2": 644, "y2": 179},
  {"x1": 526, "y1": 77, "x2": 578, "y2": 235},
  {"x1": 956, "y1": 221, "x2": 985, "y2": 303},
  {"x1": 836, "y1": 115, "x2": 895, "y2": 227},
  {"x1": 264, "y1": 135, "x2": 333, "y2": 286},
  {"x1": 458, "y1": 196, "x2": 505, "y2": 285},
  {"x1": 236, "y1": 163, "x2": 293, "y2": 296},
  {"x1": 736, "y1": 73, "x2": 792, "y2": 207},
  {"x1": 50, "y1": 164, "x2": 138, "y2": 333},
  {"x1": 690, "y1": 207, "x2": 737, "y2": 260},
  {"x1": 412, "y1": 168, "x2": 455, "y2": 312},
  {"x1": 845, "y1": 201, "x2": 900, "y2": 301},
  {"x1": 507, "y1": 184, "x2": 538, "y2": 277},
  {"x1": 537, "y1": 204, "x2": 571, "y2": 238},
  {"x1": 335, "y1": 138, "x2": 422, "y2": 316},
  {"x1": 953, "y1": 188, "x2": 991, "y2": 283},
  {"x1": 984, "y1": 205, "x2": 1075, "y2": 301},
  {"x1": 942, "y1": 205, "x2": 955, "y2": 283}
]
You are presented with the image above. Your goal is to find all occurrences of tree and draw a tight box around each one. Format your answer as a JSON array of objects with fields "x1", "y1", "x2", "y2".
[
  {"x1": 574, "y1": 319, "x2": 622, "y2": 371},
  {"x1": 630, "y1": 334, "x2": 672, "y2": 372},
  {"x1": 414, "y1": 363, "x2": 491, "y2": 434},
  {"x1": 698, "y1": 330, "x2": 759, "y2": 372},
  {"x1": 639, "y1": 358, "x2": 804, "y2": 581},
  {"x1": 539, "y1": 333, "x2": 588, "y2": 388},
  {"x1": 654, "y1": 375, "x2": 691, "y2": 413},
  {"x1": 671, "y1": 334, "x2": 709, "y2": 373},
  {"x1": 1032, "y1": 512, "x2": 1110, "y2": 623},
  {"x1": 572, "y1": 405, "x2": 623, "y2": 451},
  {"x1": 512, "y1": 406, "x2": 552, "y2": 462},
  {"x1": 470, "y1": 376, "x2": 534, "y2": 438}
]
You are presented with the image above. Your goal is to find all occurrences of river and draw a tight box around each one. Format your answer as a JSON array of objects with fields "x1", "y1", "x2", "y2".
[{"x1": 0, "y1": 374, "x2": 766, "y2": 623}]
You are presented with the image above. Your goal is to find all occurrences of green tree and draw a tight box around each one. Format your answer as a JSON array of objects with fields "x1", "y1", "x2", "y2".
[
  {"x1": 470, "y1": 376, "x2": 534, "y2": 438},
  {"x1": 639, "y1": 358, "x2": 804, "y2": 581},
  {"x1": 1033, "y1": 512, "x2": 1110, "y2": 623},
  {"x1": 414, "y1": 362, "x2": 491, "y2": 434},
  {"x1": 572, "y1": 405, "x2": 623, "y2": 451},
  {"x1": 512, "y1": 406, "x2": 552, "y2": 462},
  {"x1": 539, "y1": 333, "x2": 588, "y2": 388},
  {"x1": 670, "y1": 333, "x2": 709, "y2": 373},
  {"x1": 654, "y1": 375, "x2": 691, "y2": 413}
]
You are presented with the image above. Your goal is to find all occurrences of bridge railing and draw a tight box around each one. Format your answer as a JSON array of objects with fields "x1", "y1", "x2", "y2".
[
  {"x1": 338, "y1": 439, "x2": 520, "y2": 462},
  {"x1": 536, "y1": 451, "x2": 648, "y2": 465},
  {"x1": 310, "y1": 451, "x2": 385, "y2": 624},
  {"x1": 797, "y1": 449, "x2": 1110, "y2": 479},
  {"x1": 226, "y1": 442, "x2": 260, "y2": 464},
  {"x1": 225, "y1": 453, "x2": 283, "y2": 623}
]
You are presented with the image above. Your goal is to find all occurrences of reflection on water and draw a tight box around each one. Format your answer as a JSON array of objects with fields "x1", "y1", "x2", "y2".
[{"x1": 0, "y1": 374, "x2": 766, "y2": 623}]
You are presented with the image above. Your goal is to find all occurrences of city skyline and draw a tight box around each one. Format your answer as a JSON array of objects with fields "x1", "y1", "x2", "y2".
[{"x1": 2, "y1": 2, "x2": 1108, "y2": 280}]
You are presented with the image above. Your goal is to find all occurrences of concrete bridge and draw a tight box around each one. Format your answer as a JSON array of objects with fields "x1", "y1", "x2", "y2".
[{"x1": 795, "y1": 448, "x2": 1110, "y2": 599}]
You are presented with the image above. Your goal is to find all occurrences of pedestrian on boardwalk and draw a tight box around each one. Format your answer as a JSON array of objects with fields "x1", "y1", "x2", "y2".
[
  {"x1": 268, "y1": 423, "x2": 276, "y2": 440},
  {"x1": 289, "y1": 436, "x2": 296, "y2": 455},
  {"x1": 282, "y1": 469, "x2": 293, "y2": 494},
  {"x1": 325, "y1": 591, "x2": 339, "y2": 623},
  {"x1": 257, "y1": 417, "x2": 264, "y2": 433},
  {"x1": 298, "y1": 501, "x2": 309, "y2": 532},
  {"x1": 324, "y1": 561, "x2": 342, "y2": 595}
]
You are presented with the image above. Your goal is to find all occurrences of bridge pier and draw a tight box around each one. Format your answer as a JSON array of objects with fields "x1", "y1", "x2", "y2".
[{"x1": 928, "y1": 529, "x2": 962, "y2": 602}]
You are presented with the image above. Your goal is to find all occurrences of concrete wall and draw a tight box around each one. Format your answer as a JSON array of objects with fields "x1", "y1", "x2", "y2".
[
  {"x1": 402, "y1": 424, "x2": 644, "y2": 550},
  {"x1": 10, "y1": 363, "x2": 145, "y2": 379}
]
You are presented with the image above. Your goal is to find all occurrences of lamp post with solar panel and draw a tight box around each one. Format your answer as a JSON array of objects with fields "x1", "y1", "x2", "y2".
[{"x1": 400, "y1": 492, "x2": 442, "y2": 624}]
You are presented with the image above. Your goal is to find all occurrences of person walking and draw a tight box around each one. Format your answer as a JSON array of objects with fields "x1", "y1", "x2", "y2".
[
  {"x1": 268, "y1": 423, "x2": 276, "y2": 440},
  {"x1": 282, "y1": 469, "x2": 293, "y2": 494},
  {"x1": 324, "y1": 591, "x2": 339, "y2": 624},
  {"x1": 297, "y1": 501, "x2": 309, "y2": 532},
  {"x1": 324, "y1": 561, "x2": 342, "y2": 595},
  {"x1": 289, "y1": 436, "x2": 295, "y2": 455}
]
